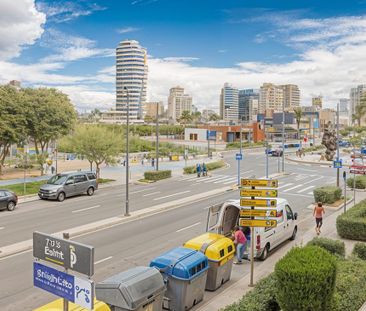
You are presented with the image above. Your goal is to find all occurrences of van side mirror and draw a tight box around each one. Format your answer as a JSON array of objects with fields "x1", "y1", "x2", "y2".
[{"x1": 294, "y1": 212, "x2": 298, "y2": 220}]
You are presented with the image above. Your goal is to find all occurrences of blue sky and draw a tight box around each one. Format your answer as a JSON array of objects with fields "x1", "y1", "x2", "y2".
[{"x1": 1, "y1": 0, "x2": 366, "y2": 111}]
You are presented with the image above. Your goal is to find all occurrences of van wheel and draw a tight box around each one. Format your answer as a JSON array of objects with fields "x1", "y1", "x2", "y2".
[
  {"x1": 260, "y1": 244, "x2": 269, "y2": 261},
  {"x1": 290, "y1": 227, "x2": 297, "y2": 240},
  {"x1": 87, "y1": 187, "x2": 94, "y2": 196},
  {"x1": 7, "y1": 201, "x2": 16, "y2": 211},
  {"x1": 57, "y1": 192, "x2": 65, "y2": 202}
]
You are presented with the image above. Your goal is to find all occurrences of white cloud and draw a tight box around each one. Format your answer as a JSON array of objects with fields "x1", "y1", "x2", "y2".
[
  {"x1": 117, "y1": 27, "x2": 140, "y2": 34},
  {"x1": 0, "y1": 0, "x2": 45, "y2": 60}
]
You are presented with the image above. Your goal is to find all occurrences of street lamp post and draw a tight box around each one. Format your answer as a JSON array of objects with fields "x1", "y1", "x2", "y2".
[
  {"x1": 282, "y1": 101, "x2": 285, "y2": 172},
  {"x1": 156, "y1": 103, "x2": 159, "y2": 171},
  {"x1": 336, "y1": 103, "x2": 340, "y2": 187},
  {"x1": 124, "y1": 87, "x2": 130, "y2": 217}
]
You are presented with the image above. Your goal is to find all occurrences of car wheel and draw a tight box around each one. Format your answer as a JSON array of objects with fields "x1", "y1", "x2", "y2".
[
  {"x1": 57, "y1": 192, "x2": 65, "y2": 202},
  {"x1": 290, "y1": 227, "x2": 297, "y2": 240},
  {"x1": 7, "y1": 201, "x2": 16, "y2": 211},
  {"x1": 87, "y1": 187, "x2": 94, "y2": 196},
  {"x1": 260, "y1": 244, "x2": 269, "y2": 261}
]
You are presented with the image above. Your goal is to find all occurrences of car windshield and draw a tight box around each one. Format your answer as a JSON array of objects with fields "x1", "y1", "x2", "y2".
[{"x1": 47, "y1": 175, "x2": 67, "y2": 185}]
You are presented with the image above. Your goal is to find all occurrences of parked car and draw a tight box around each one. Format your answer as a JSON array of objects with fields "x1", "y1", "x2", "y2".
[
  {"x1": 0, "y1": 190, "x2": 18, "y2": 211},
  {"x1": 206, "y1": 198, "x2": 298, "y2": 260},
  {"x1": 271, "y1": 148, "x2": 283, "y2": 157},
  {"x1": 38, "y1": 171, "x2": 98, "y2": 202}
]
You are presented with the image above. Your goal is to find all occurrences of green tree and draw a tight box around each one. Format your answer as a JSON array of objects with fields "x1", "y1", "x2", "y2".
[
  {"x1": 209, "y1": 113, "x2": 220, "y2": 121},
  {"x1": 191, "y1": 111, "x2": 202, "y2": 123},
  {"x1": 87, "y1": 108, "x2": 102, "y2": 123},
  {"x1": 23, "y1": 88, "x2": 77, "y2": 175},
  {"x1": 179, "y1": 110, "x2": 193, "y2": 125},
  {"x1": 0, "y1": 86, "x2": 27, "y2": 175},
  {"x1": 352, "y1": 95, "x2": 366, "y2": 126},
  {"x1": 68, "y1": 125, "x2": 122, "y2": 178},
  {"x1": 293, "y1": 107, "x2": 303, "y2": 143}
]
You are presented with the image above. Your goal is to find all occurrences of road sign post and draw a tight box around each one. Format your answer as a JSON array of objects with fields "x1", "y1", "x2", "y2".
[
  {"x1": 239, "y1": 218, "x2": 277, "y2": 227},
  {"x1": 343, "y1": 171, "x2": 347, "y2": 213},
  {"x1": 236, "y1": 153, "x2": 243, "y2": 186},
  {"x1": 240, "y1": 198, "x2": 277, "y2": 207},
  {"x1": 240, "y1": 189, "x2": 278, "y2": 197}
]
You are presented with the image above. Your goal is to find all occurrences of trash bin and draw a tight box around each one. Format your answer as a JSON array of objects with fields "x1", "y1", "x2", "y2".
[
  {"x1": 33, "y1": 298, "x2": 110, "y2": 311},
  {"x1": 96, "y1": 266, "x2": 166, "y2": 311},
  {"x1": 184, "y1": 233, "x2": 235, "y2": 291},
  {"x1": 150, "y1": 247, "x2": 208, "y2": 311}
]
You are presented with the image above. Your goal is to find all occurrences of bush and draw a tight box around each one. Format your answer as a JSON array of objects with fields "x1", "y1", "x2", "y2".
[
  {"x1": 144, "y1": 170, "x2": 171, "y2": 181},
  {"x1": 313, "y1": 186, "x2": 342, "y2": 204},
  {"x1": 307, "y1": 237, "x2": 345, "y2": 258},
  {"x1": 274, "y1": 246, "x2": 337, "y2": 311},
  {"x1": 336, "y1": 199, "x2": 366, "y2": 241},
  {"x1": 332, "y1": 259, "x2": 366, "y2": 311},
  {"x1": 221, "y1": 274, "x2": 280, "y2": 311},
  {"x1": 347, "y1": 175, "x2": 366, "y2": 189},
  {"x1": 353, "y1": 242, "x2": 366, "y2": 260},
  {"x1": 226, "y1": 141, "x2": 265, "y2": 150},
  {"x1": 183, "y1": 160, "x2": 225, "y2": 174}
]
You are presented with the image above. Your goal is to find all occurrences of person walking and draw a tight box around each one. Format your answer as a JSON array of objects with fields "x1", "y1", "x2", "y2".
[
  {"x1": 233, "y1": 226, "x2": 247, "y2": 264},
  {"x1": 313, "y1": 202, "x2": 325, "y2": 235},
  {"x1": 151, "y1": 158, "x2": 155, "y2": 167},
  {"x1": 202, "y1": 162, "x2": 207, "y2": 176},
  {"x1": 196, "y1": 163, "x2": 201, "y2": 177}
]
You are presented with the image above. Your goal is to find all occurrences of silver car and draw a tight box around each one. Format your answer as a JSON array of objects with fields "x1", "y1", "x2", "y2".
[{"x1": 38, "y1": 171, "x2": 98, "y2": 202}]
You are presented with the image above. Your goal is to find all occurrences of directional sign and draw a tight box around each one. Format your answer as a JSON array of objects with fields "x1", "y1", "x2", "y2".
[
  {"x1": 236, "y1": 153, "x2": 243, "y2": 161},
  {"x1": 239, "y1": 219, "x2": 277, "y2": 228},
  {"x1": 240, "y1": 189, "x2": 278, "y2": 198},
  {"x1": 333, "y1": 159, "x2": 342, "y2": 169},
  {"x1": 240, "y1": 198, "x2": 277, "y2": 207},
  {"x1": 240, "y1": 209, "x2": 277, "y2": 217},
  {"x1": 33, "y1": 232, "x2": 94, "y2": 276},
  {"x1": 241, "y1": 179, "x2": 278, "y2": 188},
  {"x1": 34, "y1": 262, "x2": 94, "y2": 310}
]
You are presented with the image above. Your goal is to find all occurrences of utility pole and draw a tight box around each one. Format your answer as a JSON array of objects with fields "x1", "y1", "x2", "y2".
[
  {"x1": 336, "y1": 103, "x2": 340, "y2": 187},
  {"x1": 238, "y1": 121, "x2": 243, "y2": 185},
  {"x1": 124, "y1": 87, "x2": 130, "y2": 217},
  {"x1": 282, "y1": 101, "x2": 285, "y2": 172},
  {"x1": 264, "y1": 120, "x2": 269, "y2": 178},
  {"x1": 156, "y1": 103, "x2": 159, "y2": 171}
]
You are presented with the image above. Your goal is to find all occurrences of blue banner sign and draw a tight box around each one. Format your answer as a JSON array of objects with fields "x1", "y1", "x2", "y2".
[
  {"x1": 207, "y1": 130, "x2": 217, "y2": 140},
  {"x1": 236, "y1": 153, "x2": 243, "y2": 160},
  {"x1": 333, "y1": 159, "x2": 342, "y2": 169},
  {"x1": 34, "y1": 262, "x2": 94, "y2": 310}
]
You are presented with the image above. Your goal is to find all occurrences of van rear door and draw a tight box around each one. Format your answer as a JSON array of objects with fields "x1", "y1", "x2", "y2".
[{"x1": 206, "y1": 203, "x2": 223, "y2": 233}]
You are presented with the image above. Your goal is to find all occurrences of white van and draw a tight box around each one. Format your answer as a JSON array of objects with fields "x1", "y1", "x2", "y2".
[{"x1": 206, "y1": 198, "x2": 298, "y2": 260}]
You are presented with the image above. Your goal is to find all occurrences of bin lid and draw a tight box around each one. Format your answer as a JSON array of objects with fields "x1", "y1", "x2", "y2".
[
  {"x1": 149, "y1": 247, "x2": 208, "y2": 281},
  {"x1": 184, "y1": 233, "x2": 235, "y2": 262},
  {"x1": 96, "y1": 266, "x2": 165, "y2": 310},
  {"x1": 33, "y1": 298, "x2": 110, "y2": 311}
]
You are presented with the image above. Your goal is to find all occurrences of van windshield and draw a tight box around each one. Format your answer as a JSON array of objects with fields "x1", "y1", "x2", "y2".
[{"x1": 47, "y1": 175, "x2": 67, "y2": 185}]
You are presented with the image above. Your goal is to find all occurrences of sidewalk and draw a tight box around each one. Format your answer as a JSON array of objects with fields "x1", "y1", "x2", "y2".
[
  {"x1": 287, "y1": 153, "x2": 351, "y2": 167},
  {"x1": 197, "y1": 192, "x2": 366, "y2": 311}
]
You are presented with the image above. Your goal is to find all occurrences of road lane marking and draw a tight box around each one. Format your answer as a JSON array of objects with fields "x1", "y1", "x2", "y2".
[
  {"x1": 0, "y1": 227, "x2": 4, "y2": 230},
  {"x1": 277, "y1": 183, "x2": 294, "y2": 189},
  {"x1": 303, "y1": 176, "x2": 323, "y2": 185},
  {"x1": 153, "y1": 190, "x2": 191, "y2": 201},
  {"x1": 223, "y1": 178, "x2": 239, "y2": 185},
  {"x1": 72, "y1": 205, "x2": 100, "y2": 213},
  {"x1": 204, "y1": 175, "x2": 231, "y2": 183},
  {"x1": 214, "y1": 177, "x2": 236, "y2": 184},
  {"x1": 143, "y1": 191, "x2": 161, "y2": 197},
  {"x1": 297, "y1": 185, "x2": 315, "y2": 193},
  {"x1": 95, "y1": 256, "x2": 113, "y2": 265},
  {"x1": 283, "y1": 192, "x2": 312, "y2": 198},
  {"x1": 180, "y1": 176, "x2": 200, "y2": 181},
  {"x1": 176, "y1": 222, "x2": 201, "y2": 233},
  {"x1": 130, "y1": 188, "x2": 156, "y2": 194},
  {"x1": 283, "y1": 184, "x2": 304, "y2": 192}
]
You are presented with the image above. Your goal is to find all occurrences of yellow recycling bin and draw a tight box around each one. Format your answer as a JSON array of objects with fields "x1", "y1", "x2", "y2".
[
  {"x1": 184, "y1": 233, "x2": 235, "y2": 291},
  {"x1": 33, "y1": 298, "x2": 110, "y2": 311}
]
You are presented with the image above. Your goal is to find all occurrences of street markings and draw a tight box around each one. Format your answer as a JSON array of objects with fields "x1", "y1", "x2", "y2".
[
  {"x1": 277, "y1": 183, "x2": 294, "y2": 189},
  {"x1": 297, "y1": 185, "x2": 315, "y2": 193},
  {"x1": 130, "y1": 188, "x2": 156, "y2": 194},
  {"x1": 153, "y1": 190, "x2": 191, "y2": 201},
  {"x1": 72, "y1": 205, "x2": 101, "y2": 213},
  {"x1": 143, "y1": 191, "x2": 161, "y2": 197},
  {"x1": 95, "y1": 256, "x2": 113, "y2": 265},
  {"x1": 283, "y1": 184, "x2": 304, "y2": 192},
  {"x1": 0, "y1": 227, "x2": 4, "y2": 230},
  {"x1": 176, "y1": 222, "x2": 201, "y2": 233}
]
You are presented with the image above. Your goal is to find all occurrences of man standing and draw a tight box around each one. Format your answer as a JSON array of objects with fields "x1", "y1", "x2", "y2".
[
  {"x1": 233, "y1": 226, "x2": 247, "y2": 264},
  {"x1": 313, "y1": 202, "x2": 325, "y2": 235}
]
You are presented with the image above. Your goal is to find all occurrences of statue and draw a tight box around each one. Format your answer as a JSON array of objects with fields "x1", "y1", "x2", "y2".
[{"x1": 321, "y1": 121, "x2": 337, "y2": 161}]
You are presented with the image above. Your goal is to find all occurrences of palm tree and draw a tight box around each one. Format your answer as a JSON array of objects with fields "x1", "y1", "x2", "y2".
[
  {"x1": 293, "y1": 107, "x2": 303, "y2": 143},
  {"x1": 353, "y1": 94, "x2": 366, "y2": 127},
  {"x1": 179, "y1": 110, "x2": 193, "y2": 139},
  {"x1": 209, "y1": 113, "x2": 220, "y2": 122}
]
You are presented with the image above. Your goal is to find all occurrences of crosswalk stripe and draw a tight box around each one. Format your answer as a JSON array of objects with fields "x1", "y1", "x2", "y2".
[
  {"x1": 307, "y1": 192, "x2": 314, "y2": 195},
  {"x1": 294, "y1": 175, "x2": 309, "y2": 181},
  {"x1": 203, "y1": 175, "x2": 230, "y2": 183},
  {"x1": 214, "y1": 177, "x2": 236, "y2": 184},
  {"x1": 283, "y1": 184, "x2": 303, "y2": 192},
  {"x1": 277, "y1": 183, "x2": 294, "y2": 189},
  {"x1": 297, "y1": 185, "x2": 315, "y2": 193}
]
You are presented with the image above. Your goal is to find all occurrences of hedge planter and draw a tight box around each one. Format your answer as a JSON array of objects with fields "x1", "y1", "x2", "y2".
[
  {"x1": 144, "y1": 170, "x2": 171, "y2": 181},
  {"x1": 183, "y1": 160, "x2": 225, "y2": 174},
  {"x1": 347, "y1": 175, "x2": 366, "y2": 189},
  {"x1": 275, "y1": 246, "x2": 337, "y2": 311},
  {"x1": 307, "y1": 237, "x2": 345, "y2": 258},
  {"x1": 353, "y1": 242, "x2": 366, "y2": 260},
  {"x1": 336, "y1": 199, "x2": 366, "y2": 241},
  {"x1": 313, "y1": 186, "x2": 342, "y2": 204}
]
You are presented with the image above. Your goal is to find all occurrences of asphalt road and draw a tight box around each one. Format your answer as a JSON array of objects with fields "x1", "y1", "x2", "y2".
[{"x1": 0, "y1": 150, "x2": 345, "y2": 310}]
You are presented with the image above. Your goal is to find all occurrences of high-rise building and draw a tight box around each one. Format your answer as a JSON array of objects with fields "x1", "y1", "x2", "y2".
[
  {"x1": 220, "y1": 83, "x2": 239, "y2": 121},
  {"x1": 279, "y1": 84, "x2": 300, "y2": 110},
  {"x1": 116, "y1": 40, "x2": 148, "y2": 121},
  {"x1": 239, "y1": 89, "x2": 259, "y2": 122},
  {"x1": 259, "y1": 83, "x2": 284, "y2": 113},
  {"x1": 339, "y1": 98, "x2": 349, "y2": 113},
  {"x1": 312, "y1": 96, "x2": 323, "y2": 110},
  {"x1": 350, "y1": 85, "x2": 366, "y2": 122},
  {"x1": 167, "y1": 86, "x2": 192, "y2": 121},
  {"x1": 145, "y1": 101, "x2": 164, "y2": 118}
]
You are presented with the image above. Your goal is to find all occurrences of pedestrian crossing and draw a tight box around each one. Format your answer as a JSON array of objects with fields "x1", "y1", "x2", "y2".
[{"x1": 178, "y1": 172, "x2": 337, "y2": 196}]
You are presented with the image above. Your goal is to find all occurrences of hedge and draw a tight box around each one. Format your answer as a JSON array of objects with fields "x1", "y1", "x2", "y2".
[
  {"x1": 336, "y1": 199, "x2": 366, "y2": 241},
  {"x1": 307, "y1": 237, "x2": 345, "y2": 258},
  {"x1": 144, "y1": 170, "x2": 171, "y2": 181},
  {"x1": 221, "y1": 274, "x2": 280, "y2": 311},
  {"x1": 332, "y1": 259, "x2": 366, "y2": 311},
  {"x1": 347, "y1": 175, "x2": 366, "y2": 189},
  {"x1": 274, "y1": 246, "x2": 337, "y2": 311},
  {"x1": 353, "y1": 242, "x2": 366, "y2": 260},
  {"x1": 313, "y1": 186, "x2": 342, "y2": 204},
  {"x1": 183, "y1": 160, "x2": 225, "y2": 174}
]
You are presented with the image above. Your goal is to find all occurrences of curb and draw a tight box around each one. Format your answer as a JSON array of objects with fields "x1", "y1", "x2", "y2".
[{"x1": 0, "y1": 186, "x2": 235, "y2": 259}]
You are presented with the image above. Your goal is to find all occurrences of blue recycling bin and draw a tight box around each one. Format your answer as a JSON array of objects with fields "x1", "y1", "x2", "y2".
[{"x1": 150, "y1": 247, "x2": 209, "y2": 311}]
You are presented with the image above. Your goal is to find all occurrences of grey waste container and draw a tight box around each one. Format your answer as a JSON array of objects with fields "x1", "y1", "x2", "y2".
[
  {"x1": 150, "y1": 247, "x2": 209, "y2": 311},
  {"x1": 96, "y1": 266, "x2": 166, "y2": 311}
]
